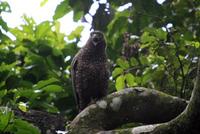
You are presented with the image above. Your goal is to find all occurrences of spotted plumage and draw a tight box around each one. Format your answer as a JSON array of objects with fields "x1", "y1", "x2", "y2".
[{"x1": 71, "y1": 31, "x2": 109, "y2": 112}]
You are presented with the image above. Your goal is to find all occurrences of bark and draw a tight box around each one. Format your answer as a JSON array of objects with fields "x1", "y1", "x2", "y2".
[
  {"x1": 147, "y1": 58, "x2": 200, "y2": 134},
  {"x1": 68, "y1": 87, "x2": 187, "y2": 134},
  {"x1": 97, "y1": 58, "x2": 200, "y2": 134},
  {"x1": 14, "y1": 109, "x2": 66, "y2": 134},
  {"x1": 14, "y1": 59, "x2": 199, "y2": 134}
]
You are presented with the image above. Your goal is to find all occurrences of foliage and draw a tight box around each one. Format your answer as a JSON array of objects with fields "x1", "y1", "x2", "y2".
[
  {"x1": 0, "y1": 13, "x2": 83, "y2": 116},
  {"x1": 0, "y1": 0, "x2": 200, "y2": 133},
  {"x1": 0, "y1": 107, "x2": 40, "y2": 134}
]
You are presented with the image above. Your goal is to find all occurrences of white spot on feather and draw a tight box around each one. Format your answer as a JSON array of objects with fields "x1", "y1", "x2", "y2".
[{"x1": 110, "y1": 97, "x2": 122, "y2": 111}]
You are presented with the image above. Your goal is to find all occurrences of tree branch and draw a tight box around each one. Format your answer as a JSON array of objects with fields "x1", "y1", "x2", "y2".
[{"x1": 68, "y1": 87, "x2": 187, "y2": 134}]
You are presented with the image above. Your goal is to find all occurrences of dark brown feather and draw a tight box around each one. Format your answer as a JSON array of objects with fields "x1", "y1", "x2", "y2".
[{"x1": 71, "y1": 31, "x2": 109, "y2": 112}]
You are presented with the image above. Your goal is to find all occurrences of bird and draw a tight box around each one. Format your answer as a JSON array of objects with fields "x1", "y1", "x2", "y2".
[{"x1": 71, "y1": 31, "x2": 109, "y2": 112}]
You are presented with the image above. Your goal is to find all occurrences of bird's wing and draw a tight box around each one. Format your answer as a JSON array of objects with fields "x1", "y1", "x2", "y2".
[{"x1": 71, "y1": 54, "x2": 80, "y2": 110}]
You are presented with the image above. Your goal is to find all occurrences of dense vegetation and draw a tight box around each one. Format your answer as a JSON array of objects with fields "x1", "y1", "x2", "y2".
[{"x1": 0, "y1": 0, "x2": 199, "y2": 133}]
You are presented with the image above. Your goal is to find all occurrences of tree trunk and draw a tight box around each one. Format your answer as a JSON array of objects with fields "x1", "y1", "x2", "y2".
[
  {"x1": 97, "y1": 58, "x2": 200, "y2": 134},
  {"x1": 68, "y1": 87, "x2": 187, "y2": 134},
  {"x1": 147, "y1": 58, "x2": 200, "y2": 134}
]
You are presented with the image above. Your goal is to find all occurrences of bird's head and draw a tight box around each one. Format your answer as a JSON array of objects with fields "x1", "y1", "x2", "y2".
[{"x1": 90, "y1": 31, "x2": 105, "y2": 46}]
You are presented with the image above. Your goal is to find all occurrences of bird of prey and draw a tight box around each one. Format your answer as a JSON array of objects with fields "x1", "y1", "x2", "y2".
[{"x1": 71, "y1": 31, "x2": 109, "y2": 112}]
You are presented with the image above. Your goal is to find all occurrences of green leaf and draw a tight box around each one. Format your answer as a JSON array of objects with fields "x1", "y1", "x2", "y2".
[
  {"x1": 73, "y1": 11, "x2": 83, "y2": 21},
  {"x1": 116, "y1": 58, "x2": 130, "y2": 70},
  {"x1": 54, "y1": 21, "x2": 61, "y2": 33},
  {"x1": 130, "y1": 57, "x2": 138, "y2": 66},
  {"x1": 192, "y1": 41, "x2": 200, "y2": 49},
  {"x1": 40, "y1": 0, "x2": 48, "y2": 7},
  {"x1": 39, "y1": 102, "x2": 59, "y2": 113},
  {"x1": 0, "y1": 89, "x2": 7, "y2": 98},
  {"x1": 35, "y1": 21, "x2": 52, "y2": 39},
  {"x1": 53, "y1": 0, "x2": 71, "y2": 20},
  {"x1": 13, "y1": 119, "x2": 40, "y2": 134},
  {"x1": 125, "y1": 73, "x2": 136, "y2": 87},
  {"x1": 41, "y1": 85, "x2": 63, "y2": 93},
  {"x1": 0, "y1": 2, "x2": 11, "y2": 13},
  {"x1": 0, "y1": 62, "x2": 17, "y2": 72},
  {"x1": 68, "y1": 26, "x2": 84, "y2": 40},
  {"x1": 52, "y1": 48, "x2": 63, "y2": 56},
  {"x1": 0, "y1": 107, "x2": 13, "y2": 131},
  {"x1": 34, "y1": 78, "x2": 59, "y2": 90},
  {"x1": 112, "y1": 67, "x2": 123, "y2": 78},
  {"x1": 115, "y1": 75, "x2": 125, "y2": 91},
  {"x1": 142, "y1": 68, "x2": 152, "y2": 84},
  {"x1": 141, "y1": 32, "x2": 156, "y2": 44},
  {"x1": 0, "y1": 18, "x2": 9, "y2": 31},
  {"x1": 107, "y1": 10, "x2": 130, "y2": 37},
  {"x1": 155, "y1": 28, "x2": 167, "y2": 40},
  {"x1": 140, "y1": 56, "x2": 149, "y2": 65},
  {"x1": 16, "y1": 89, "x2": 37, "y2": 99},
  {"x1": 18, "y1": 102, "x2": 28, "y2": 112}
]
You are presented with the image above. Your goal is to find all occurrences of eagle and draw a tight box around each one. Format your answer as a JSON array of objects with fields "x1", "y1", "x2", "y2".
[{"x1": 71, "y1": 31, "x2": 109, "y2": 112}]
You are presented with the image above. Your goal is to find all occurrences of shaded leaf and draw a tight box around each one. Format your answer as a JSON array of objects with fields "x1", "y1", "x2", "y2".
[
  {"x1": 130, "y1": 57, "x2": 138, "y2": 66},
  {"x1": 0, "y1": 107, "x2": 13, "y2": 131},
  {"x1": 53, "y1": 0, "x2": 71, "y2": 20},
  {"x1": 116, "y1": 58, "x2": 130, "y2": 70},
  {"x1": 0, "y1": 18, "x2": 8, "y2": 31},
  {"x1": 0, "y1": 1, "x2": 11, "y2": 13},
  {"x1": 41, "y1": 85, "x2": 63, "y2": 93},
  {"x1": 13, "y1": 119, "x2": 40, "y2": 134},
  {"x1": 34, "y1": 78, "x2": 59, "y2": 90},
  {"x1": 0, "y1": 90, "x2": 7, "y2": 98},
  {"x1": 73, "y1": 10, "x2": 83, "y2": 21}
]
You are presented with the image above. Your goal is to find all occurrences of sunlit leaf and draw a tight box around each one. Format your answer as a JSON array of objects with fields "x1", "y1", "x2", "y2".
[
  {"x1": 35, "y1": 21, "x2": 52, "y2": 39},
  {"x1": 155, "y1": 28, "x2": 167, "y2": 40},
  {"x1": 40, "y1": 0, "x2": 48, "y2": 7},
  {"x1": 18, "y1": 102, "x2": 28, "y2": 112},
  {"x1": 112, "y1": 67, "x2": 123, "y2": 78},
  {"x1": 141, "y1": 32, "x2": 156, "y2": 44},
  {"x1": 115, "y1": 75, "x2": 125, "y2": 91},
  {"x1": 68, "y1": 26, "x2": 84, "y2": 40},
  {"x1": 125, "y1": 73, "x2": 136, "y2": 87}
]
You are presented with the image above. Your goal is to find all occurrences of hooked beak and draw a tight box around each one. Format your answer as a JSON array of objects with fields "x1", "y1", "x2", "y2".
[{"x1": 91, "y1": 33, "x2": 101, "y2": 46}]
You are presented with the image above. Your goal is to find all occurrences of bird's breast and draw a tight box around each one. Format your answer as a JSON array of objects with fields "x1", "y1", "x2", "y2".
[{"x1": 76, "y1": 60, "x2": 108, "y2": 81}]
